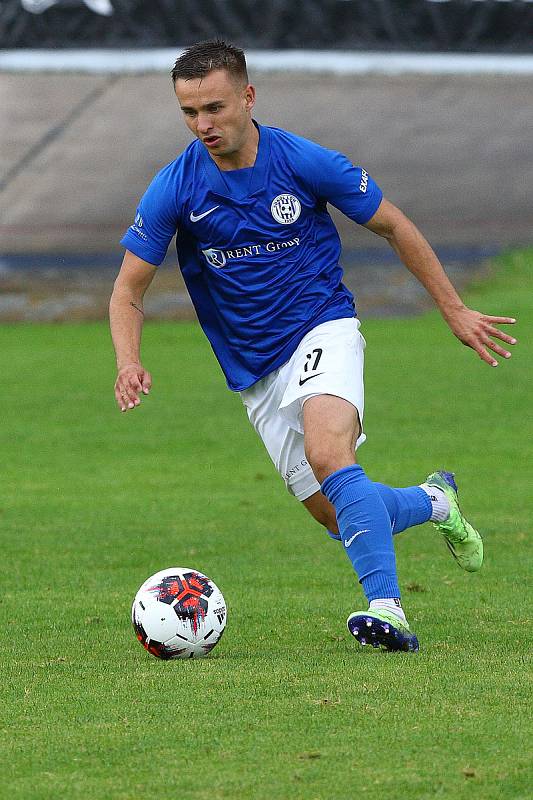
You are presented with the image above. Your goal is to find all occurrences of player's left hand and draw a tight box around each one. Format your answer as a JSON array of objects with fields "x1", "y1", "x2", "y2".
[{"x1": 444, "y1": 306, "x2": 517, "y2": 366}]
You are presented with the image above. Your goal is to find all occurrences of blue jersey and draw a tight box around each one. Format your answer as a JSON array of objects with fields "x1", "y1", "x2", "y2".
[{"x1": 121, "y1": 123, "x2": 382, "y2": 391}]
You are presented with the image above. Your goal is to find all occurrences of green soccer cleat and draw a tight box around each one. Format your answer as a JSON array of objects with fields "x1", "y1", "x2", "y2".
[
  {"x1": 426, "y1": 470, "x2": 483, "y2": 572},
  {"x1": 347, "y1": 610, "x2": 419, "y2": 652}
]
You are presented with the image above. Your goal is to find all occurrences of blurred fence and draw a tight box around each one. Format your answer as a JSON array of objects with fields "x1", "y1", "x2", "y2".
[{"x1": 1, "y1": 0, "x2": 533, "y2": 52}]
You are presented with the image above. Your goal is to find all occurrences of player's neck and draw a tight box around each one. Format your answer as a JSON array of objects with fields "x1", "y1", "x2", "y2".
[{"x1": 210, "y1": 121, "x2": 259, "y2": 172}]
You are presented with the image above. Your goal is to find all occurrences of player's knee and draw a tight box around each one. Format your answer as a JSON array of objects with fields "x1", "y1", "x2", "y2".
[{"x1": 305, "y1": 442, "x2": 354, "y2": 485}]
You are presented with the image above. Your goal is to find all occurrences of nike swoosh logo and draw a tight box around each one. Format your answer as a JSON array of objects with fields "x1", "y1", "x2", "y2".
[
  {"x1": 344, "y1": 529, "x2": 370, "y2": 547},
  {"x1": 298, "y1": 372, "x2": 324, "y2": 386},
  {"x1": 190, "y1": 206, "x2": 220, "y2": 222}
]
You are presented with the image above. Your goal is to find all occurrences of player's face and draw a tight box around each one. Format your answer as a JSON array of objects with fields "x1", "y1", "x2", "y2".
[{"x1": 174, "y1": 69, "x2": 256, "y2": 161}]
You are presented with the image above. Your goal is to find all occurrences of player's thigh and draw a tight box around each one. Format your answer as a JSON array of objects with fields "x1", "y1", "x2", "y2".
[
  {"x1": 240, "y1": 317, "x2": 366, "y2": 499},
  {"x1": 303, "y1": 394, "x2": 361, "y2": 467},
  {"x1": 281, "y1": 317, "x2": 366, "y2": 444},
  {"x1": 241, "y1": 374, "x2": 320, "y2": 501}
]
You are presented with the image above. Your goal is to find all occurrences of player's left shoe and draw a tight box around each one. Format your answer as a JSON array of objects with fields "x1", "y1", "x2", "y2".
[
  {"x1": 425, "y1": 470, "x2": 483, "y2": 572},
  {"x1": 347, "y1": 610, "x2": 419, "y2": 652}
]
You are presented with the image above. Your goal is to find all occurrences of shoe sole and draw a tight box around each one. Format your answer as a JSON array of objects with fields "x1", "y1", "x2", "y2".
[{"x1": 347, "y1": 613, "x2": 419, "y2": 652}]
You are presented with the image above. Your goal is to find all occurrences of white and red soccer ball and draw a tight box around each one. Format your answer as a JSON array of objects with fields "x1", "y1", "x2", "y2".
[{"x1": 132, "y1": 567, "x2": 227, "y2": 659}]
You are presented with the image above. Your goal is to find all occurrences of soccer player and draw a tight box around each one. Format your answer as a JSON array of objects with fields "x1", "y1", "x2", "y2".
[{"x1": 110, "y1": 40, "x2": 517, "y2": 652}]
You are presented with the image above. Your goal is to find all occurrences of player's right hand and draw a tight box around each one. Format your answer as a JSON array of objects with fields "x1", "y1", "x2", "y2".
[{"x1": 114, "y1": 363, "x2": 152, "y2": 412}]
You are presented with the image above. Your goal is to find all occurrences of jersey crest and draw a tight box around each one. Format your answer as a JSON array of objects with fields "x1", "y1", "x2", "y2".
[{"x1": 270, "y1": 194, "x2": 301, "y2": 225}]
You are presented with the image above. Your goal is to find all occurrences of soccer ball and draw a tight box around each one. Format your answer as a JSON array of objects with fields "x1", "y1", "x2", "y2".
[{"x1": 132, "y1": 567, "x2": 227, "y2": 659}]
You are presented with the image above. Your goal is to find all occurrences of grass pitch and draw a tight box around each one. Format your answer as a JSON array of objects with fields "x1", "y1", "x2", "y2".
[{"x1": 1, "y1": 249, "x2": 532, "y2": 799}]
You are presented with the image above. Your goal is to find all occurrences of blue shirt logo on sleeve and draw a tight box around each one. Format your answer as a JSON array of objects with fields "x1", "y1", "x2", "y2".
[{"x1": 131, "y1": 212, "x2": 148, "y2": 240}]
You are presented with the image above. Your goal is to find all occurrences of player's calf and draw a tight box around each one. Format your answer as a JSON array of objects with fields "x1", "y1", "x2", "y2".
[{"x1": 302, "y1": 490, "x2": 339, "y2": 537}]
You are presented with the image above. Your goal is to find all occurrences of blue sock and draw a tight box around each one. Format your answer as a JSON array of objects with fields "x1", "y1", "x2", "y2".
[
  {"x1": 321, "y1": 464, "x2": 400, "y2": 602},
  {"x1": 374, "y1": 484, "x2": 432, "y2": 535},
  {"x1": 325, "y1": 484, "x2": 431, "y2": 540}
]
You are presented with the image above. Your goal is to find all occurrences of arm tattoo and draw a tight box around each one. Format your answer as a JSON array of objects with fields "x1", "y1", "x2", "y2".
[{"x1": 130, "y1": 301, "x2": 144, "y2": 316}]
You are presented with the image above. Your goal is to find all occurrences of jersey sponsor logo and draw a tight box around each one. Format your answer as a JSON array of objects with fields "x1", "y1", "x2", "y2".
[
  {"x1": 283, "y1": 458, "x2": 310, "y2": 483},
  {"x1": 201, "y1": 237, "x2": 301, "y2": 268},
  {"x1": 264, "y1": 238, "x2": 300, "y2": 252},
  {"x1": 202, "y1": 248, "x2": 227, "y2": 268},
  {"x1": 271, "y1": 194, "x2": 302, "y2": 225},
  {"x1": 190, "y1": 205, "x2": 220, "y2": 222},
  {"x1": 359, "y1": 169, "x2": 369, "y2": 194}
]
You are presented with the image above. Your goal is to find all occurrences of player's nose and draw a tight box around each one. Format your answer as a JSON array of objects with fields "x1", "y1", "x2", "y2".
[{"x1": 196, "y1": 114, "x2": 214, "y2": 134}]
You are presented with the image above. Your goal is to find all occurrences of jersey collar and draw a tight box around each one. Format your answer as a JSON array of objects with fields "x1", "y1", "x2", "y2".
[{"x1": 198, "y1": 121, "x2": 271, "y2": 200}]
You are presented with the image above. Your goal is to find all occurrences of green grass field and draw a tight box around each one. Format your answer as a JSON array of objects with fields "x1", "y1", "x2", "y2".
[{"x1": 1, "y1": 249, "x2": 531, "y2": 799}]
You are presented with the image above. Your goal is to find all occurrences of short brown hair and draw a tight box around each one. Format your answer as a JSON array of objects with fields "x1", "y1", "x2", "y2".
[{"x1": 171, "y1": 39, "x2": 248, "y2": 86}]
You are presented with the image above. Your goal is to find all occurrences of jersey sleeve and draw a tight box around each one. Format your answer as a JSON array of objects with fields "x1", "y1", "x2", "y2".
[
  {"x1": 120, "y1": 164, "x2": 180, "y2": 266},
  {"x1": 298, "y1": 141, "x2": 383, "y2": 224}
]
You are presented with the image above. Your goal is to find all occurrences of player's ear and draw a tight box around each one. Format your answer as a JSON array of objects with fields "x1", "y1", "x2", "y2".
[{"x1": 243, "y1": 83, "x2": 256, "y2": 113}]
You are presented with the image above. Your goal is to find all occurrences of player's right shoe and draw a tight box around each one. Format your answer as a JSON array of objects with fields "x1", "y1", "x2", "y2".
[
  {"x1": 347, "y1": 610, "x2": 419, "y2": 652},
  {"x1": 425, "y1": 470, "x2": 483, "y2": 572}
]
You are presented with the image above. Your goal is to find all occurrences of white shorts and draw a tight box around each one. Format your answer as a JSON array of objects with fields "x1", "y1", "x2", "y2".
[{"x1": 240, "y1": 317, "x2": 366, "y2": 502}]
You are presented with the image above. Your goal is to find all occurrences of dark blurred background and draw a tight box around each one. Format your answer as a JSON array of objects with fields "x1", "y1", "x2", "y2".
[
  {"x1": 3, "y1": 0, "x2": 533, "y2": 51},
  {"x1": 1, "y1": 0, "x2": 532, "y2": 320}
]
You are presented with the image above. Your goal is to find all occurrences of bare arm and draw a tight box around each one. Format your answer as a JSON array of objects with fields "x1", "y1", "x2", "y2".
[
  {"x1": 109, "y1": 250, "x2": 157, "y2": 411},
  {"x1": 364, "y1": 198, "x2": 517, "y2": 366}
]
